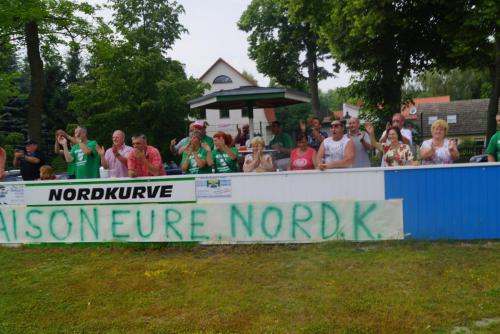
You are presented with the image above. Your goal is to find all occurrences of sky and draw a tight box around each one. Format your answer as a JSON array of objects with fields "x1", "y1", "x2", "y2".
[{"x1": 89, "y1": 0, "x2": 352, "y2": 91}]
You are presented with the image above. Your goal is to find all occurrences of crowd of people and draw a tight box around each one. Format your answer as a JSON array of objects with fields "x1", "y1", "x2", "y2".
[{"x1": 3, "y1": 112, "x2": 500, "y2": 181}]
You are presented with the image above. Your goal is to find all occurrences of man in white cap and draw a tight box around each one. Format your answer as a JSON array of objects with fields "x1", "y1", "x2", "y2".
[{"x1": 170, "y1": 120, "x2": 213, "y2": 156}]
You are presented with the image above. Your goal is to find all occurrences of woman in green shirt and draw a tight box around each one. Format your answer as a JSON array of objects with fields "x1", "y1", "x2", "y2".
[
  {"x1": 180, "y1": 131, "x2": 211, "y2": 174},
  {"x1": 206, "y1": 131, "x2": 238, "y2": 173}
]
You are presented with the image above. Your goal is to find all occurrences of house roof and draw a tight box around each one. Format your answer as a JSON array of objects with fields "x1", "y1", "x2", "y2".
[
  {"x1": 199, "y1": 58, "x2": 258, "y2": 86},
  {"x1": 402, "y1": 96, "x2": 450, "y2": 120},
  {"x1": 417, "y1": 98, "x2": 500, "y2": 137},
  {"x1": 188, "y1": 86, "x2": 311, "y2": 109}
]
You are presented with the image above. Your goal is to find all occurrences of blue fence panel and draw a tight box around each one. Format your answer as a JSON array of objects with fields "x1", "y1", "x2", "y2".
[{"x1": 384, "y1": 165, "x2": 500, "y2": 240}]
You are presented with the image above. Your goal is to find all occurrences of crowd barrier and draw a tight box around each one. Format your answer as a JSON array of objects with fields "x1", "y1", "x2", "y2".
[{"x1": 0, "y1": 162, "x2": 498, "y2": 244}]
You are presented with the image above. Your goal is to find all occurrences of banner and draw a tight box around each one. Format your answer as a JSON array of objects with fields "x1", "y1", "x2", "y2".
[
  {"x1": 23, "y1": 177, "x2": 196, "y2": 206},
  {"x1": 0, "y1": 200, "x2": 403, "y2": 244}
]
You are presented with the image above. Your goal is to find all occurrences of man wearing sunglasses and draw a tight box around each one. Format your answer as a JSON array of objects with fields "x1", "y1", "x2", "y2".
[{"x1": 317, "y1": 120, "x2": 355, "y2": 170}]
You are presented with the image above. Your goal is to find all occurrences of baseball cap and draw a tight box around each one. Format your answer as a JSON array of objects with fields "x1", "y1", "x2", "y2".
[
  {"x1": 25, "y1": 139, "x2": 37, "y2": 145},
  {"x1": 192, "y1": 120, "x2": 208, "y2": 129}
]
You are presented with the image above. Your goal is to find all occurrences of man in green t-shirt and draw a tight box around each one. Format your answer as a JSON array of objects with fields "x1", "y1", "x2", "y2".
[
  {"x1": 268, "y1": 121, "x2": 294, "y2": 170},
  {"x1": 487, "y1": 114, "x2": 500, "y2": 162},
  {"x1": 58, "y1": 126, "x2": 100, "y2": 179}
]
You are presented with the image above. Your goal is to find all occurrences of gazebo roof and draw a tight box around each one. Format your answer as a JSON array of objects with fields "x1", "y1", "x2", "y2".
[{"x1": 189, "y1": 86, "x2": 310, "y2": 110}]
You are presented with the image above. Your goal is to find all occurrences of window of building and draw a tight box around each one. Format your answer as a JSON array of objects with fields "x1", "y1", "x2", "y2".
[
  {"x1": 241, "y1": 107, "x2": 249, "y2": 118},
  {"x1": 213, "y1": 75, "x2": 232, "y2": 84},
  {"x1": 428, "y1": 116, "x2": 437, "y2": 125},
  {"x1": 447, "y1": 115, "x2": 457, "y2": 124},
  {"x1": 199, "y1": 109, "x2": 206, "y2": 120},
  {"x1": 473, "y1": 137, "x2": 485, "y2": 146},
  {"x1": 220, "y1": 109, "x2": 230, "y2": 119}
]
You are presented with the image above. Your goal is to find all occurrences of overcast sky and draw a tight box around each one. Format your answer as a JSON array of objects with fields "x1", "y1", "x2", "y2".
[{"x1": 89, "y1": 0, "x2": 352, "y2": 91}]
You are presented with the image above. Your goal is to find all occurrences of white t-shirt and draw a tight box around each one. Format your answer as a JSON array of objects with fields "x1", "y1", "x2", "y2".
[
  {"x1": 323, "y1": 136, "x2": 352, "y2": 167},
  {"x1": 421, "y1": 139, "x2": 454, "y2": 165}
]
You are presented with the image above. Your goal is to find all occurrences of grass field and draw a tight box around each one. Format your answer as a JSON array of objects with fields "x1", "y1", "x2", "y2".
[{"x1": 0, "y1": 241, "x2": 499, "y2": 333}]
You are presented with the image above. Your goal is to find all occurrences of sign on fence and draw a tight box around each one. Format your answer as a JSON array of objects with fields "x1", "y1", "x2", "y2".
[
  {"x1": 22, "y1": 178, "x2": 196, "y2": 206},
  {"x1": 0, "y1": 200, "x2": 403, "y2": 244}
]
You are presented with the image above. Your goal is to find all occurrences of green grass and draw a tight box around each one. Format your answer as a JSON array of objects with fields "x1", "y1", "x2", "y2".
[{"x1": 0, "y1": 241, "x2": 499, "y2": 333}]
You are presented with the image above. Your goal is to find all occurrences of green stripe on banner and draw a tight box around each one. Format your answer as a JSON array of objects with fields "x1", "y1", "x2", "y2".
[
  {"x1": 25, "y1": 177, "x2": 195, "y2": 187},
  {"x1": 26, "y1": 201, "x2": 197, "y2": 207}
]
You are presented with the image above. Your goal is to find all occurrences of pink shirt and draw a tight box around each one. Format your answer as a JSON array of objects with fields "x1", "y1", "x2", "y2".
[
  {"x1": 104, "y1": 145, "x2": 133, "y2": 177},
  {"x1": 127, "y1": 145, "x2": 166, "y2": 177},
  {"x1": 290, "y1": 147, "x2": 315, "y2": 170}
]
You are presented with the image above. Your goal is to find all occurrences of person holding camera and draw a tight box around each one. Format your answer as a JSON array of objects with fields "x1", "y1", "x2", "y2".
[{"x1": 13, "y1": 139, "x2": 45, "y2": 181}]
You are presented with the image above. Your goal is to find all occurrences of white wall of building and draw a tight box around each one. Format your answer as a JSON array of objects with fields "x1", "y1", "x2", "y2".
[{"x1": 199, "y1": 59, "x2": 273, "y2": 144}]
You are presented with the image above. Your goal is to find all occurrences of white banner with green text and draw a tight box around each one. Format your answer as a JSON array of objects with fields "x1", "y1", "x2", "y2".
[{"x1": 0, "y1": 200, "x2": 403, "y2": 244}]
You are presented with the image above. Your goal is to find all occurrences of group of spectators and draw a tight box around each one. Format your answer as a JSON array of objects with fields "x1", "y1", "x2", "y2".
[{"x1": 2, "y1": 111, "x2": 500, "y2": 181}]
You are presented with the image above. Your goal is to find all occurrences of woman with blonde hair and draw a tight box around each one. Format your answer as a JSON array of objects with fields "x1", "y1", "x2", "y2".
[
  {"x1": 39, "y1": 165, "x2": 56, "y2": 180},
  {"x1": 419, "y1": 119, "x2": 459, "y2": 165},
  {"x1": 243, "y1": 136, "x2": 274, "y2": 172}
]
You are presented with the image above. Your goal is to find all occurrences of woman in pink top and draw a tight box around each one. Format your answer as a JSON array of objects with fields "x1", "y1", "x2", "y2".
[{"x1": 288, "y1": 133, "x2": 318, "y2": 171}]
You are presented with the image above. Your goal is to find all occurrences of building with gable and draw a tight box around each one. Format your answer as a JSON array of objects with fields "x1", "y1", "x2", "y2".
[{"x1": 197, "y1": 58, "x2": 275, "y2": 144}]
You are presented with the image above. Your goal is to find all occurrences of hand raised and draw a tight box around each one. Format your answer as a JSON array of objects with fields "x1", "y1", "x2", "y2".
[
  {"x1": 57, "y1": 135, "x2": 67, "y2": 146},
  {"x1": 365, "y1": 123, "x2": 374, "y2": 135},
  {"x1": 201, "y1": 142, "x2": 211, "y2": 152},
  {"x1": 134, "y1": 148, "x2": 145, "y2": 161},
  {"x1": 299, "y1": 119, "x2": 306, "y2": 132},
  {"x1": 96, "y1": 144, "x2": 105, "y2": 156},
  {"x1": 448, "y1": 139, "x2": 457, "y2": 151}
]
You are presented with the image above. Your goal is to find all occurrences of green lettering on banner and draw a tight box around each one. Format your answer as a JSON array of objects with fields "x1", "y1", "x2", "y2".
[
  {"x1": 111, "y1": 210, "x2": 130, "y2": 239},
  {"x1": 354, "y1": 202, "x2": 378, "y2": 241},
  {"x1": 291, "y1": 204, "x2": 312, "y2": 240},
  {"x1": 230, "y1": 204, "x2": 253, "y2": 238},
  {"x1": 0, "y1": 210, "x2": 10, "y2": 241},
  {"x1": 321, "y1": 202, "x2": 341, "y2": 240},
  {"x1": 136, "y1": 210, "x2": 155, "y2": 239},
  {"x1": 49, "y1": 210, "x2": 73, "y2": 241},
  {"x1": 80, "y1": 208, "x2": 99, "y2": 241},
  {"x1": 260, "y1": 206, "x2": 282, "y2": 239},
  {"x1": 165, "y1": 208, "x2": 183, "y2": 240},
  {"x1": 12, "y1": 210, "x2": 17, "y2": 240},
  {"x1": 190, "y1": 209, "x2": 209, "y2": 241},
  {"x1": 25, "y1": 209, "x2": 43, "y2": 240}
]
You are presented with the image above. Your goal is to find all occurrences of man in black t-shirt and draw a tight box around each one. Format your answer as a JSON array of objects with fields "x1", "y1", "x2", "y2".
[{"x1": 13, "y1": 139, "x2": 45, "y2": 181}]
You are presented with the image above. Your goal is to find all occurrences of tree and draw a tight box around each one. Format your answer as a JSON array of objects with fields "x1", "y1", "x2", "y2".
[
  {"x1": 435, "y1": 0, "x2": 499, "y2": 140},
  {"x1": 238, "y1": 0, "x2": 336, "y2": 117},
  {"x1": 0, "y1": 40, "x2": 20, "y2": 107},
  {"x1": 404, "y1": 68, "x2": 491, "y2": 101},
  {"x1": 241, "y1": 70, "x2": 258, "y2": 85},
  {"x1": 289, "y1": 0, "x2": 448, "y2": 125},
  {"x1": 0, "y1": 0, "x2": 93, "y2": 142},
  {"x1": 320, "y1": 87, "x2": 358, "y2": 113},
  {"x1": 69, "y1": 0, "x2": 207, "y2": 158}
]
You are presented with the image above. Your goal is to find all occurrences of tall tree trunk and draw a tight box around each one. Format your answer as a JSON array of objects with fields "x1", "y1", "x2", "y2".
[
  {"x1": 380, "y1": 61, "x2": 403, "y2": 122},
  {"x1": 306, "y1": 43, "x2": 321, "y2": 118},
  {"x1": 486, "y1": 36, "x2": 500, "y2": 141},
  {"x1": 379, "y1": 24, "x2": 402, "y2": 123},
  {"x1": 25, "y1": 21, "x2": 44, "y2": 143}
]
